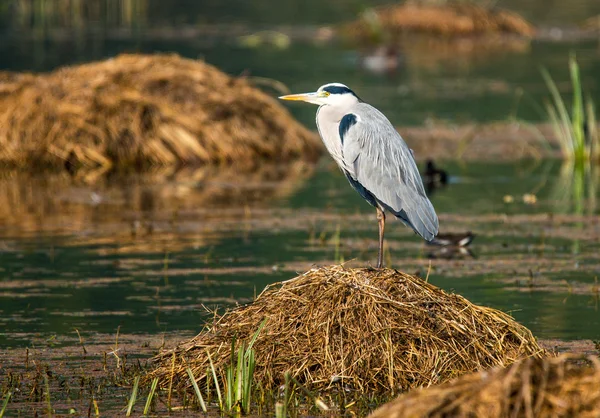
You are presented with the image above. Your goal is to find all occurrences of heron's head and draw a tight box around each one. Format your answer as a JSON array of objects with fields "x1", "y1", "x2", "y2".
[{"x1": 279, "y1": 83, "x2": 360, "y2": 107}]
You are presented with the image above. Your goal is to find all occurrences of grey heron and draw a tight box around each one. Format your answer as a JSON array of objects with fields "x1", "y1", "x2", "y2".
[{"x1": 279, "y1": 83, "x2": 438, "y2": 268}]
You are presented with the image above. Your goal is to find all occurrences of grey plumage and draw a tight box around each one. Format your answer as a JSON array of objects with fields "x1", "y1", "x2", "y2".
[
  {"x1": 339, "y1": 104, "x2": 438, "y2": 240},
  {"x1": 280, "y1": 82, "x2": 438, "y2": 267}
]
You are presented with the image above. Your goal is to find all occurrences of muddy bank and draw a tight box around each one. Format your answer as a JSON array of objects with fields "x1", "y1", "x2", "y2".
[
  {"x1": 0, "y1": 332, "x2": 596, "y2": 417},
  {"x1": 0, "y1": 54, "x2": 321, "y2": 170}
]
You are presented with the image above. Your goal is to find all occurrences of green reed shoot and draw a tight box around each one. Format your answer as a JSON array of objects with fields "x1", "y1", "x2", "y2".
[
  {"x1": 92, "y1": 397, "x2": 100, "y2": 417},
  {"x1": 0, "y1": 391, "x2": 11, "y2": 418},
  {"x1": 208, "y1": 319, "x2": 266, "y2": 414},
  {"x1": 143, "y1": 377, "x2": 159, "y2": 416},
  {"x1": 541, "y1": 53, "x2": 599, "y2": 164},
  {"x1": 186, "y1": 367, "x2": 207, "y2": 412},
  {"x1": 333, "y1": 224, "x2": 344, "y2": 263},
  {"x1": 44, "y1": 373, "x2": 52, "y2": 417},
  {"x1": 206, "y1": 349, "x2": 223, "y2": 410},
  {"x1": 126, "y1": 375, "x2": 140, "y2": 416}
]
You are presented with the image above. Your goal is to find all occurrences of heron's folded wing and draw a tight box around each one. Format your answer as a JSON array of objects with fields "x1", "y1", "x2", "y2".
[{"x1": 341, "y1": 105, "x2": 439, "y2": 240}]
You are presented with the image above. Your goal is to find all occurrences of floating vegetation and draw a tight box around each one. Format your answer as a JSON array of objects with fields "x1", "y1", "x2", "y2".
[
  {"x1": 368, "y1": 354, "x2": 600, "y2": 418},
  {"x1": 0, "y1": 54, "x2": 320, "y2": 170},
  {"x1": 150, "y1": 265, "x2": 546, "y2": 405},
  {"x1": 343, "y1": 1, "x2": 535, "y2": 43}
]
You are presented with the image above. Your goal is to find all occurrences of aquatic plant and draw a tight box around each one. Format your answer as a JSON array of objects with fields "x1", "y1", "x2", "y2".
[
  {"x1": 142, "y1": 377, "x2": 159, "y2": 416},
  {"x1": 0, "y1": 392, "x2": 11, "y2": 418},
  {"x1": 541, "y1": 54, "x2": 599, "y2": 164},
  {"x1": 200, "y1": 322, "x2": 265, "y2": 415},
  {"x1": 186, "y1": 367, "x2": 207, "y2": 412},
  {"x1": 125, "y1": 375, "x2": 140, "y2": 416}
]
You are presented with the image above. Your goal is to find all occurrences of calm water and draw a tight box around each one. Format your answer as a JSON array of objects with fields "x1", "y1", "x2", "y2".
[
  {"x1": 0, "y1": 160, "x2": 599, "y2": 347},
  {"x1": 1, "y1": 2, "x2": 600, "y2": 348}
]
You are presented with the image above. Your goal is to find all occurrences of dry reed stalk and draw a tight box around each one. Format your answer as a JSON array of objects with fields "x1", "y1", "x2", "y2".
[
  {"x1": 149, "y1": 265, "x2": 546, "y2": 398},
  {"x1": 0, "y1": 54, "x2": 320, "y2": 170},
  {"x1": 368, "y1": 354, "x2": 600, "y2": 418}
]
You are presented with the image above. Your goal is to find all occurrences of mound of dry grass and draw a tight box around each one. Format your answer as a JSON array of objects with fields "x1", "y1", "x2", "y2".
[
  {"x1": 344, "y1": 2, "x2": 535, "y2": 42},
  {"x1": 368, "y1": 354, "x2": 600, "y2": 418},
  {"x1": 0, "y1": 54, "x2": 320, "y2": 170},
  {"x1": 150, "y1": 265, "x2": 546, "y2": 398}
]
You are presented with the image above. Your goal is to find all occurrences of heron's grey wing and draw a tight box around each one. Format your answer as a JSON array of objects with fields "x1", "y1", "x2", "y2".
[{"x1": 341, "y1": 105, "x2": 438, "y2": 241}]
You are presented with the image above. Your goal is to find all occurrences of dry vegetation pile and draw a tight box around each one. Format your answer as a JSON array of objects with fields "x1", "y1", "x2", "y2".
[
  {"x1": 345, "y1": 1, "x2": 535, "y2": 41},
  {"x1": 151, "y1": 265, "x2": 546, "y2": 398},
  {"x1": 368, "y1": 354, "x2": 600, "y2": 418},
  {"x1": 0, "y1": 54, "x2": 320, "y2": 170}
]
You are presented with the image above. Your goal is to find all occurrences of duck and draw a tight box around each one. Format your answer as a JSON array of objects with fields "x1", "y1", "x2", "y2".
[
  {"x1": 423, "y1": 160, "x2": 448, "y2": 194},
  {"x1": 427, "y1": 231, "x2": 475, "y2": 247}
]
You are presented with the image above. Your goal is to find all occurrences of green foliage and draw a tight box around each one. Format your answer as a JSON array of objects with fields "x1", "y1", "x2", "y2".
[
  {"x1": 0, "y1": 392, "x2": 11, "y2": 418},
  {"x1": 186, "y1": 367, "x2": 207, "y2": 413},
  {"x1": 206, "y1": 319, "x2": 266, "y2": 415},
  {"x1": 125, "y1": 375, "x2": 140, "y2": 417},
  {"x1": 143, "y1": 377, "x2": 159, "y2": 416},
  {"x1": 541, "y1": 54, "x2": 599, "y2": 164}
]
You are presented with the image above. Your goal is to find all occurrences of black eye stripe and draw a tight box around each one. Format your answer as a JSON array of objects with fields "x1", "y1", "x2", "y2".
[{"x1": 322, "y1": 86, "x2": 354, "y2": 95}]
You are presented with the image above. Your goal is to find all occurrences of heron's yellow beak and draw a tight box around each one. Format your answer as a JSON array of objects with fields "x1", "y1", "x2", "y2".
[{"x1": 279, "y1": 92, "x2": 323, "y2": 105}]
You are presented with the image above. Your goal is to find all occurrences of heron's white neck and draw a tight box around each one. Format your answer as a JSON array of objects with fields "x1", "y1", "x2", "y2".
[{"x1": 316, "y1": 102, "x2": 358, "y2": 170}]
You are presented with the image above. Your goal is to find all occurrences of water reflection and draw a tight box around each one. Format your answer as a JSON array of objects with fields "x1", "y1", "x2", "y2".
[
  {"x1": 1, "y1": 160, "x2": 600, "y2": 345},
  {"x1": 0, "y1": 161, "x2": 313, "y2": 238}
]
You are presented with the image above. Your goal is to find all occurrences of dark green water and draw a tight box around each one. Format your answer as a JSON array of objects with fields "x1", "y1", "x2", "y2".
[
  {"x1": 0, "y1": 160, "x2": 599, "y2": 347},
  {"x1": 1, "y1": 2, "x2": 600, "y2": 348},
  {"x1": 1, "y1": 2, "x2": 600, "y2": 125}
]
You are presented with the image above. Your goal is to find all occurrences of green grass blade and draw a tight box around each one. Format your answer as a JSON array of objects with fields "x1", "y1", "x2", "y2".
[
  {"x1": 546, "y1": 102, "x2": 572, "y2": 156},
  {"x1": 0, "y1": 392, "x2": 12, "y2": 418},
  {"x1": 44, "y1": 373, "x2": 52, "y2": 418},
  {"x1": 283, "y1": 372, "x2": 290, "y2": 416},
  {"x1": 586, "y1": 96, "x2": 598, "y2": 159},
  {"x1": 143, "y1": 377, "x2": 159, "y2": 416},
  {"x1": 205, "y1": 349, "x2": 223, "y2": 411},
  {"x1": 235, "y1": 344, "x2": 244, "y2": 410},
  {"x1": 541, "y1": 67, "x2": 575, "y2": 158},
  {"x1": 245, "y1": 318, "x2": 267, "y2": 357},
  {"x1": 126, "y1": 376, "x2": 140, "y2": 417},
  {"x1": 569, "y1": 53, "x2": 585, "y2": 159},
  {"x1": 226, "y1": 336, "x2": 236, "y2": 410},
  {"x1": 242, "y1": 349, "x2": 255, "y2": 413},
  {"x1": 186, "y1": 367, "x2": 207, "y2": 413},
  {"x1": 226, "y1": 363, "x2": 234, "y2": 410}
]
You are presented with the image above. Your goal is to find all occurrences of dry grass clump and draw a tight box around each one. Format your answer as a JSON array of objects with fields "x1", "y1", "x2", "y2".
[
  {"x1": 151, "y1": 265, "x2": 546, "y2": 397},
  {"x1": 368, "y1": 354, "x2": 600, "y2": 418},
  {"x1": 0, "y1": 54, "x2": 320, "y2": 170},
  {"x1": 344, "y1": 1, "x2": 535, "y2": 42}
]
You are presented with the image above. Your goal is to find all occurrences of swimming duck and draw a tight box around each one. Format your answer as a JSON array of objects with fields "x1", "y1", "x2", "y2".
[
  {"x1": 428, "y1": 231, "x2": 475, "y2": 247},
  {"x1": 423, "y1": 160, "x2": 448, "y2": 194}
]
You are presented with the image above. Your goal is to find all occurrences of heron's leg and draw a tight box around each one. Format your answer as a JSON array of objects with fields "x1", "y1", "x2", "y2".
[{"x1": 376, "y1": 207, "x2": 386, "y2": 269}]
